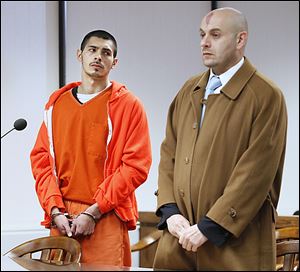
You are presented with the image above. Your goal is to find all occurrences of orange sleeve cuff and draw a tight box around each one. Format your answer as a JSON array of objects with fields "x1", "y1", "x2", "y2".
[
  {"x1": 93, "y1": 188, "x2": 113, "y2": 214},
  {"x1": 44, "y1": 195, "x2": 66, "y2": 215}
]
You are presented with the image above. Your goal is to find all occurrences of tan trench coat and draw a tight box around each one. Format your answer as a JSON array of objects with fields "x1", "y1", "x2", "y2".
[{"x1": 154, "y1": 58, "x2": 287, "y2": 271}]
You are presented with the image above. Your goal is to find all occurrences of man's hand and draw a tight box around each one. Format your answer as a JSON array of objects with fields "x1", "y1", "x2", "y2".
[
  {"x1": 178, "y1": 224, "x2": 208, "y2": 252},
  {"x1": 70, "y1": 213, "x2": 96, "y2": 236},
  {"x1": 51, "y1": 210, "x2": 72, "y2": 237},
  {"x1": 166, "y1": 214, "x2": 190, "y2": 239},
  {"x1": 70, "y1": 203, "x2": 101, "y2": 236}
]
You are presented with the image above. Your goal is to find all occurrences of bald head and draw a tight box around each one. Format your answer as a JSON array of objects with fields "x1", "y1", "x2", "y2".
[
  {"x1": 200, "y1": 7, "x2": 248, "y2": 53},
  {"x1": 204, "y1": 7, "x2": 248, "y2": 34}
]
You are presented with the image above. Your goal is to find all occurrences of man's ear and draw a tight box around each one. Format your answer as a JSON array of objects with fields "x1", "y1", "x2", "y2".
[
  {"x1": 112, "y1": 58, "x2": 118, "y2": 69},
  {"x1": 77, "y1": 49, "x2": 83, "y2": 62},
  {"x1": 237, "y1": 31, "x2": 247, "y2": 50}
]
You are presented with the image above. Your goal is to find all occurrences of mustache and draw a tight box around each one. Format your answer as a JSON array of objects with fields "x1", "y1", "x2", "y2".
[{"x1": 90, "y1": 62, "x2": 104, "y2": 68}]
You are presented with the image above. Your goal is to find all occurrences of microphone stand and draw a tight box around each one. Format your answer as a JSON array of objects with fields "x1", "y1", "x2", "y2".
[{"x1": 1, "y1": 128, "x2": 16, "y2": 139}]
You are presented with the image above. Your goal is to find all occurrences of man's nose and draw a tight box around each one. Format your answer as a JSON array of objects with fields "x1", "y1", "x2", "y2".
[
  {"x1": 94, "y1": 52, "x2": 102, "y2": 60},
  {"x1": 201, "y1": 37, "x2": 210, "y2": 48}
]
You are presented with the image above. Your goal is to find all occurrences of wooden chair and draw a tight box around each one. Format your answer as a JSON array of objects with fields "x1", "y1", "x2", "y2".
[
  {"x1": 131, "y1": 211, "x2": 161, "y2": 268},
  {"x1": 276, "y1": 240, "x2": 299, "y2": 271},
  {"x1": 4, "y1": 236, "x2": 81, "y2": 265},
  {"x1": 276, "y1": 215, "x2": 299, "y2": 271},
  {"x1": 131, "y1": 229, "x2": 162, "y2": 252},
  {"x1": 276, "y1": 227, "x2": 299, "y2": 241},
  {"x1": 276, "y1": 215, "x2": 299, "y2": 229}
]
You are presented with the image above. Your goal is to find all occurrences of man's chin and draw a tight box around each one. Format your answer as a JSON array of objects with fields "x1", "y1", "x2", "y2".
[
  {"x1": 88, "y1": 72, "x2": 105, "y2": 79},
  {"x1": 202, "y1": 60, "x2": 215, "y2": 68}
]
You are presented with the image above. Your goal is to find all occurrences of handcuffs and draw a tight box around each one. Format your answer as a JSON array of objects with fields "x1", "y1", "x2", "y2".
[
  {"x1": 51, "y1": 212, "x2": 74, "y2": 227},
  {"x1": 51, "y1": 211, "x2": 97, "y2": 228}
]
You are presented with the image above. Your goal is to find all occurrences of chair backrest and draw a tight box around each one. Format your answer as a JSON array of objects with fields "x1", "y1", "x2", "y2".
[
  {"x1": 4, "y1": 236, "x2": 81, "y2": 264},
  {"x1": 276, "y1": 240, "x2": 299, "y2": 271}
]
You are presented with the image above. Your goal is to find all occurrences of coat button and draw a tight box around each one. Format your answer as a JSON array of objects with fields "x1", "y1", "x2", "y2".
[
  {"x1": 228, "y1": 208, "x2": 237, "y2": 218},
  {"x1": 154, "y1": 189, "x2": 159, "y2": 196},
  {"x1": 193, "y1": 122, "x2": 197, "y2": 129},
  {"x1": 179, "y1": 189, "x2": 185, "y2": 197},
  {"x1": 184, "y1": 157, "x2": 189, "y2": 164}
]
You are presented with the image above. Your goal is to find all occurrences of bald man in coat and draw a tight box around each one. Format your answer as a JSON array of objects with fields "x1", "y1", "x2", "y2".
[{"x1": 154, "y1": 7, "x2": 287, "y2": 271}]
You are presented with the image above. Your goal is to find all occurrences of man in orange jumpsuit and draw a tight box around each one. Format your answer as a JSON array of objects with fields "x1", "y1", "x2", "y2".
[{"x1": 30, "y1": 30, "x2": 152, "y2": 266}]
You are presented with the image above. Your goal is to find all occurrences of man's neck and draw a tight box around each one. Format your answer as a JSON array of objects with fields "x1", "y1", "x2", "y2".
[{"x1": 78, "y1": 77, "x2": 110, "y2": 94}]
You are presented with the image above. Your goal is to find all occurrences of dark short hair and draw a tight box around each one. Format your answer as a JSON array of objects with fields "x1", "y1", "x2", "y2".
[{"x1": 80, "y1": 30, "x2": 118, "y2": 57}]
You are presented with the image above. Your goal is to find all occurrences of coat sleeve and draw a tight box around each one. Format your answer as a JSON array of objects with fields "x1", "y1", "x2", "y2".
[
  {"x1": 93, "y1": 98, "x2": 152, "y2": 213},
  {"x1": 156, "y1": 92, "x2": 181, "y2": 211},
  {"x1": 30, "y1": 122, "x2": 65, "y2": 226},
  {"x1": 207, "y1": 88, "x2": 288, "y2": 238}
]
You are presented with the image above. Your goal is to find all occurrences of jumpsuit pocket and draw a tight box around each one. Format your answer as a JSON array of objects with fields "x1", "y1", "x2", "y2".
[{"x1": 87, "y1": 122, "x2": 108, "y2": 158}]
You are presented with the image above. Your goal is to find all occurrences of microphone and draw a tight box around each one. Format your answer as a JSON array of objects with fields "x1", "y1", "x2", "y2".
[{"x1": 1, "y1": 118, "x2": 27, "y2": 139}]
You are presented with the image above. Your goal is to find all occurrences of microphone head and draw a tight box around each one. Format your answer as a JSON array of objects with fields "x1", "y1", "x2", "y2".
[{"x1": 14, "y1": 118, "x2": 27, "y2": 131}]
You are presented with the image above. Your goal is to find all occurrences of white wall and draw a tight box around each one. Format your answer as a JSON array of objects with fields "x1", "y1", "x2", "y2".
[{"x1": 1, "y1": 0, "x2": 299, "y2": 267}]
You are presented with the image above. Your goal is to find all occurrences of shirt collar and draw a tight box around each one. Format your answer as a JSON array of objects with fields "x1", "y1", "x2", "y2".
[
  {"x1": 192, "y1": 57, "x2": 257, "y2": 100},
  {"x1": 209, "y1": 57, "x2": 245, "y2": 93}
]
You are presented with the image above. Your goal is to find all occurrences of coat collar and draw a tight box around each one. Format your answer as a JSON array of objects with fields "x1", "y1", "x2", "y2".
[{"x1": 193, "y1": 57, "x2": 256, "y2": 100}]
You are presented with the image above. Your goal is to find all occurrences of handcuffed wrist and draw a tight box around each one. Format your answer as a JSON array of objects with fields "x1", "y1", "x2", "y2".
[
  {"x1": 50, "y1": 212, "x2": 69, "y2": 227},
  {"x1": 80, "y1": 211, "x2": 98, "y2": 223}
]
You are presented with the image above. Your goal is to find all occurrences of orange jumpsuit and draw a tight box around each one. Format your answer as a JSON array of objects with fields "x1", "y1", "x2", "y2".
[{"x1": 30, "y1": 81, "x2": 152, "y2": 266}]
